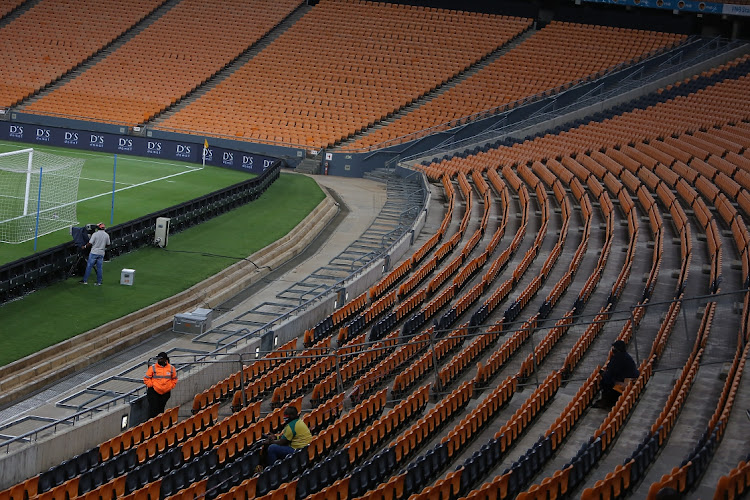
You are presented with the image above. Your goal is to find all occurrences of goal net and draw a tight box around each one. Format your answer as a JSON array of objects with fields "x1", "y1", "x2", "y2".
[{"x1": 0, "y1": 148, "x2": 85, "y2": 244}]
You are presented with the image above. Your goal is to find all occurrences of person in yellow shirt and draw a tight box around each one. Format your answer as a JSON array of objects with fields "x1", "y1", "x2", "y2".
[{"x1": 265, "y1": 405, "x2": 312, "y2": 464}]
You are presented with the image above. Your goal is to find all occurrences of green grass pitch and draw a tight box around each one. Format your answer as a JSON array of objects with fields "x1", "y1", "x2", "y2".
[
  {"x1": 0, "y1": 140, "x2": 255, "y2": 265},
  {"x1": 0, "y1": 141, "x2": 325, "y2": 366}
]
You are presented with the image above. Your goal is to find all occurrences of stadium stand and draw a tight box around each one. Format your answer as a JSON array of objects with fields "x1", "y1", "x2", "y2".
[
  {"x1": 153, "y1": 0, "x2": 533, "y2": 147},
  {"x1": 343, "y1": 21, "x2": 687, "y2": 151},
  {"x1": 2, "y1": 2, "x2": 750, "y2": 500},
  {"x1": 0, "y1": 0, "x2": 166, "y2": 108},
  {"x1": 20, "y1": 0, "x2": 303, "y2": 125},
  {"x1": 0, "y1": 0, "x2": 25, "y2": 19},
  {"x1": 407, "y1": 53, "x2": 750, "y2": 499}
]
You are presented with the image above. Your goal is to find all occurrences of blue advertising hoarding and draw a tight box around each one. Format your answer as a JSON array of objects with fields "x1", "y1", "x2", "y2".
[{"x1": 0, "y1": 122, "x2": 279, "y2": 174}]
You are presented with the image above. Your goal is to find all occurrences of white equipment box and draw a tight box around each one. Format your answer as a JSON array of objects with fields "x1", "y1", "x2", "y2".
[
  {"x1": 155, "y1": 217, "x2": 171, "y2": 248},
  {"x1": 120, "y1": 268, "x2": 135, "y2": 286},
  {"x1": 173, "y1": 308, "x2": 213, "y2": 335}
]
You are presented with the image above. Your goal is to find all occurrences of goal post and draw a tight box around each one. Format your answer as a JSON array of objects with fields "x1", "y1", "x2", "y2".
[
  {"x1": 0, "y1": 147, "x2": 36, "y2": 217},
  {"x1": 0, "y1": 148, "x2": 85, "y2": 244}
]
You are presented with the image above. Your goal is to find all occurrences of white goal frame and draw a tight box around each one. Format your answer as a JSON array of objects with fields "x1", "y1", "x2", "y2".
[
  {"x1": 0, "y1": 147, "x2": 85, "y2": 244},
  {"x1": 0, "y1": 148, "x2": 34, "y2": 217}
]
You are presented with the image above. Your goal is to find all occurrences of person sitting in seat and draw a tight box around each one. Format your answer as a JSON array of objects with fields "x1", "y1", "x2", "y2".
[
  {"x1": 258, "y1": 406, "x2": 312, "y2": 470},
  {"x1": 593, "y1": 340, "x2": 639, "y2": 409}
]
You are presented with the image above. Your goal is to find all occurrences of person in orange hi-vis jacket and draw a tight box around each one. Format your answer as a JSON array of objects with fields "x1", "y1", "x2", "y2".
[{"x1": 144, "y1": 351, "x2": 178, "y2": 418}]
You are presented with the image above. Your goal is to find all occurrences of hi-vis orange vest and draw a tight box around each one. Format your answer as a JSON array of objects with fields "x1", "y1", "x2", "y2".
[{"x1": 144, "y1": 363, "x2": 177, "y2": 395}]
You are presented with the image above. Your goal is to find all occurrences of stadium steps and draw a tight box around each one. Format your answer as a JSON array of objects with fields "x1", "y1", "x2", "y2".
[
  {"x1": 10, "y1": 0, "x2": 177, "y2": 110},
  {"x1": 333, "y1": 27, "x2": 539, "y2": 149},
  {"x1": 148, "y1": 2, "x2": 313, "y2": 126},
  {"x1": 200, "y1": 173, "x2": 423, "y2": 345},
  {"x1": 363, "y1": 167, "x2": 396, "y2": 183},
  {"x1": 296, "y1": 157, "x2": 322, "y2": 175}
]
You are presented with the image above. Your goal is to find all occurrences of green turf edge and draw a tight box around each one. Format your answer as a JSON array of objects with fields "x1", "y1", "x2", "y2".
[{"x1": 0, "y1": 173, "x2": 324, "y2": 367}]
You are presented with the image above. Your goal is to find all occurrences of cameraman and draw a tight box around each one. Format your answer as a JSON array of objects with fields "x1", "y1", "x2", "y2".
[{"x1": 80, "y1": 222, "x2": 110, "y2": 285}]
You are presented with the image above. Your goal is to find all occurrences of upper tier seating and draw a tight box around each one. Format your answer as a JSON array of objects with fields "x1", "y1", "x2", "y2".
[
  {"x1": 0, "y1": 0, "x2": 166, "y2": 108},
  {"x1": 0, "y1": 0, "x2": 25, "y2": 19},
  {"x1": 422, "y1": 55, "x2": 750, "y2": 173},
  {"x1": 343, "y1": 21, "x2": 686, "y2": 150},
  {"x1": 154, "y1": 0, "x2": 532, "y2": 147},
  {"x1": 21, "y1": 0, "x2": 303, "y2": 125}
]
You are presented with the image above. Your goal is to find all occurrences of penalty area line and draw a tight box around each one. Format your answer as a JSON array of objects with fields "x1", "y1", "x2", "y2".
[{"x1": 76, "y1": 168, "x2": 203, "y2": 206}]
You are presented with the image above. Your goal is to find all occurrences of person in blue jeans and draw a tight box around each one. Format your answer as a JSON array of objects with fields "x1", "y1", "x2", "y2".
[
  {"x1": 259, "y1": 406, "x2": 313, "y2": 470},
  {"x1": 81, "y1": 223, "x2": 110, "y2": 285}
]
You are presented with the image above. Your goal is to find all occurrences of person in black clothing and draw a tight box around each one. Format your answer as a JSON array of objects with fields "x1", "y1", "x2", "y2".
[
  {"x1": 593, "y1": 340, "x2": 639, "y2": 409},
  {"x1": 654, "y1": 486, "x2": 680, "y2": 499}
]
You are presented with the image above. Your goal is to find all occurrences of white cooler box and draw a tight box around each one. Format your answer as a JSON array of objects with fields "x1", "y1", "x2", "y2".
[
  {"x1": 120, "y1": 269, "x2": 135, "y2": 286},
  {"x1": 173, "y1": 308, "x2": 213, "y2": 335}
]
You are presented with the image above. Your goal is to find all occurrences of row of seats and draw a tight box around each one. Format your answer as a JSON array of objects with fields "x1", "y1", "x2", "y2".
[
  {"x1": 193, "y1": 338, "x2": 300, "y2": 415},
  {"x1": 350, "y1": 382, "x2": 473, "y2": 498},
  {"x1": 156, "y1": 1, "x2": 531, "y2": 147},
  {"x1": 369, "y1": 259, "x2": 412, "y2": 303},
  {"x1": 521, "y1": 160, "x2": 597, "y2": 378},
  {"x1": 397, "y1": 254, "x2": 439, "y2": 300},
  {"x1": 393, "y1": 368, "x2": 561, "y2": 499},
  {"x1": 183, "y1": 400, "x2": 285, "y2": 464},
  {"x1": 347, "y1": 384, "x2": 432, "y2": 465},
  {"x1": 443, "y1": 375, "x2": 517, "y2": 457},
  {"x1": 309, "y1": 389, "x2": 388, "y2": 464},
  {"x1": 304, "y1": 292, "x2": 368, "y2": 346},
  {"x1": 346, "y1": 331, "x2": 404, "y2": 399},
  {"x1": 371, "y1": 176, "x2": 469, "y2": 341},
  {"x1": 474, "y1": 314, "x2": 539, "y2": 388},
  {"x1": 99, "y1": 407, "x2": 180, "y2": 462},
  {"x1": 231, "y1": 338, "x2": 330, "y2": 409},
  {"x1": 215, "y1": 403, "x2": 295, "y2": 465},
  {"x1": 510, "y1": 97, "x2": 750, "y2": 497},
  {"x1": 454, "y1": 371, "x2": 600, "y2": 499},
  {"x1": 468, "y1": 169, "x2": 531, "y2": 325},
  {"x1": 555, "y1": 165, "x2": 635, "y2": 374},
  {"x1": 270, "y1": 355, "x2": 336, "y2": 407},
  {"x1": 309, "y1": 333, "x2": 379, "y2": 405},
  {"x1": 240, "y1": 338, "x2": 297, "y2": 385},
  {"x1": 391, "y1": 328, "x2": 462, "y2": 397},
  {"x1": 439, "y1": 320, "x2": 503, "y2": 388},
  {"x1": 21, "y1": 0, "x2": 302, "y2": 124},
  {"x1": 332, "y1": 291, "x2": 398, "y2": 347},
  {"x1": 357, "y1": 329, "x2": 429, "y2": 395},
  {"x1": 0, "y1": 0, "x2": 166, "y2": 107},
  {"x1": 344, "y1": 21, "x2": 685, "y2": 150},
  {"x1": 647, "y1": 338, "x2": 749, "y2": 497},
  {"x1": 190, "y1": 373, "x2": 240, "y2": 414},
  {"x1": 714, "y1": 454, "x2": 750, "y2": 500}
]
